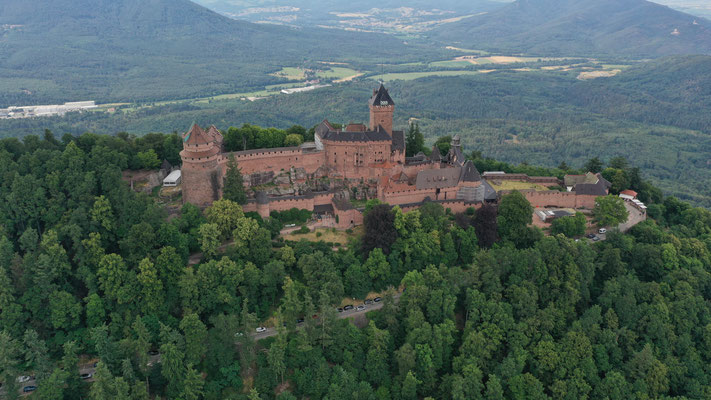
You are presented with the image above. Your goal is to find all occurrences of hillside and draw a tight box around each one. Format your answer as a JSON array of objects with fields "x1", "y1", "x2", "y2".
[
  {"x1": 432, "y1": 0, "x2": 711, "y2": 57},
  {"x1": 0, "y1": 0, "x2": 414, "y2": 107}
]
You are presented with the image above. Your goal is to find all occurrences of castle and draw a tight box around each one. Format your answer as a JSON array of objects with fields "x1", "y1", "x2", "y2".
[{"x1": 180, "y1": 84, "x2": 496, "y2": 227}]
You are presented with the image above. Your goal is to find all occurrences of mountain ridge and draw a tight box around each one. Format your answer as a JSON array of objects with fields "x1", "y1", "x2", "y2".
[
  {"x1": 433, "y1": 0, "x2": 711, "y2": 57},
  {"x1": 0, "y1": 0, "x2": 413, "y2": 106}
]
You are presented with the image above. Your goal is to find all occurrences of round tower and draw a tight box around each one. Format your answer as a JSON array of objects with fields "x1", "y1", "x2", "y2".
[{"x1": 180, "y1": 124, "x2": 223, "y2": 207}]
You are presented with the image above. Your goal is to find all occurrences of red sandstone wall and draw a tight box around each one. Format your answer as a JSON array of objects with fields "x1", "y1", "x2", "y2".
[
  {"x1": 518, "y1": 191, "x2": 597, "y2": 209},
  {"x1": 400, "y1": 201, "x2": 481, "y2": 214},
  {"x1": 182, "y1": 157, "x2": 221, "y2": 207},
  {"x1": 222, "y1": 149, "x2": 326, "y2": 177},
  {"x1": 335, "y1": 208, "x2": 363, "y2": 229},
  {"x1": 383, "y1": 186, "x2": 459, "y2": 205},
  {"x1": 322, "y1": 140, "x2": 392, "y2": 179}
]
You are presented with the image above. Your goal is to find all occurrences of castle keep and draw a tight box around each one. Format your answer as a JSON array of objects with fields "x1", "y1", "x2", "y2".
[{"x1": 180, "y1": 85, "x2": 609, "y2": 228}]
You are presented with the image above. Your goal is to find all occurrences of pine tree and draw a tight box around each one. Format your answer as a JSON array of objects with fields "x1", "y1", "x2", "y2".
[
  {"x1": 405, "y1": 123, "x2": 425, "y2": 157},
  {"x1": 223, "y1": 155, "x2": 247, "y2": 205}
]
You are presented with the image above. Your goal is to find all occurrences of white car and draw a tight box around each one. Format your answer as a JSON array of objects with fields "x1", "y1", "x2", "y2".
[
  {"x1": 598, "y1": 228, "x2": 607, "y2": 234},
  {"x1": 256, "y1": 327, "x2": 267, "y2": 333},
  {"x1": 17, "y1": 376, "x2": 31, "y2": 383}
]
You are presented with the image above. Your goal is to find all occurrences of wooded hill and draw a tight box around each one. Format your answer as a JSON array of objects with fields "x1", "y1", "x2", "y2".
[
  {"x1": 432, "y1": 0, "x2": 711, "y2": 57},
  {"x1": 0, "y1": 0, "x2": 415, "y2": 108}
]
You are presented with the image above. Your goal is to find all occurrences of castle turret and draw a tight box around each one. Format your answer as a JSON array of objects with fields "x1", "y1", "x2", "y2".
[
  {"x1": 369, "y1": 84, "x2": 395, "y2": 134},
  {"x1": 180, "y1": 124, "x2": 223, "y2": 207}
]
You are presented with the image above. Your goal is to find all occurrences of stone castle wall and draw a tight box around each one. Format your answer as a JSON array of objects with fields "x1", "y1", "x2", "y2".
[
  {"x1": 504, "y1": 190, "x2": 598, "y2": 209},
  {"x1": 221, "y1": 148, "x2": 326, "y2": 177}
]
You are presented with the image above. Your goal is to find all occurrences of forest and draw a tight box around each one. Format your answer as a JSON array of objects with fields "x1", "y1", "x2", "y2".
[{"x1": 1, "y1": 130, "x2": 711, "y2": 399}]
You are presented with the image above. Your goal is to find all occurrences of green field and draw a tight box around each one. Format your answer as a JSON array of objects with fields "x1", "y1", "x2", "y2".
[
  {"x1": 271, "y1": 67, "x2": 306, "y2": 80},
  {"x1": 429, "y1": 60, "x2": 473, "y2": 68},
  {"x1": 370, "y1": 70, "x2": 483, "y2": 81},
  {"x1": 316, "y1": 67, "x2": 361, "y2": 80}
]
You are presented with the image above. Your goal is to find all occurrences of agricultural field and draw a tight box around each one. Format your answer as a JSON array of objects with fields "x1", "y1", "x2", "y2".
[{"x1": 270, "y1": 67, "x2": 307, "y2": 80}]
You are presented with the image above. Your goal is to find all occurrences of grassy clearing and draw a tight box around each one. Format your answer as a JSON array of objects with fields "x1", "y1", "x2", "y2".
[
  {"x1": 444, "y1": 46, "x2": 489, "y2": 55},
  {"x1": 429, "y1": 60, "x2": 473, "y2": 68},
  {"x1": 283, "y1": 226, "x2": 362, "y2": 245},
  {"x1": 486, "y1": 180, "x2": 552, "y2": 192},
  {"x1": 271, "y1": 67, "x2": 306, "y2": 80},
  {"x1": 317, "y1": 67, "x2": 361, "y2": 80}
]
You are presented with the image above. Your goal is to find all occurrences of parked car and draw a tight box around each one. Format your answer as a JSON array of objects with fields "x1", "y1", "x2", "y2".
[
  {"x1": 356, "y1": 305, "x2": 366, "y2": 311},
  {"x1": 586, "y1": 233, "x2": 596, "y2": 239},
  {"x1": 343, "y1": 305, "x2": 354, "y2": 311},
  {"x1": 23, "y1": 386, "x2": 38, "y2": 393},
  {"x1": 17, "y1": 376, "x2": 31, "y2": 383},
  {"x1": 373, "y1": 297, "x2": 382, "y2": 303},
  {"x1": 80, "y1": 373, "x2": 93, "y2": 380},
  {"x1": 337, "y1": 308, "x2": 343, "y2": 313},
  {"x1": 256, "y1": 327, "x2": 267, "y2": 333},
  {"x1": 592, "y1": 236, "x2": 601, "y2": 242},
  {"x1": 93, "y1": 362, "x2": 99, "y2": 368},
  {"x1": 296, "y1": 318, "x2": 305, "y2": 324},
  {"x1": 364, "y1": 299, "x2": 373, "y2": 305},
  {"x1": 598, "y1": 228, "x2": 607, "y2": 234},
  {"x1": 148, "y1": 350, "x2": 159, "y2": 356}
]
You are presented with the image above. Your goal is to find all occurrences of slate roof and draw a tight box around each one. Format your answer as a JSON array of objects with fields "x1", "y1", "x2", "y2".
[
  {"x1": 459, "y1": 161, "x2": 482, "y2": 182},
  {"x1": 391, "y1": 130, "x2": 405, "y2": 152},
  {"x1": 481, "y1": 181, "x2": 498, "y2": 201},
  {"x1": 575, "y1": 181, "x2": 609, "y2": 196},
  {"x1": 429, "y1": 147, "x2": 442, "y2": 162},
  {"x1": 313, "y1": 204, "x2": 335, "y2": 214},
  {"x1": 370, "y1": 84, "x2": 394, "y2": 107},
  {"x1": 565, "y1": 172, "x2": 611, "y2": 196},
  {"x1": 315, "y1": 119, "x2": 334, "y2": 139},
  {"x1": 320, "y1": 126, "x2": 392, "y2": 143},
  {"x1": 564, "y1": 172, "x2": 598, "y2": 187},
  {"x1": 415, "y1": 167, "x2": 462, "y2": 190}
]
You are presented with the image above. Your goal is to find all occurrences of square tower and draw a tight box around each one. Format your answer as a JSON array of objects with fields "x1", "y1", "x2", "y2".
[{"x1": 369, "y1": 84, "x2": 395, "y2": 134}]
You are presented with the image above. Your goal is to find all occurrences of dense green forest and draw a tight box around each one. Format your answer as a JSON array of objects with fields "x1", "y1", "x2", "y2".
[{"x1": 1, "y1": 131, "x2": 711, "y2": 399}]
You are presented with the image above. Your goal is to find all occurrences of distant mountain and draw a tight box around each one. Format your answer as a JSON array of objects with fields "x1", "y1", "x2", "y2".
[
  {"x1": 0, "y1": 0, "x2": 411, "y2": 106},
  {"x1": 192, "y1": 0, "x2": 506, "y2": 34},
  {"x1": 432, "y1": 0, "x2": 711, "y2": 57}
]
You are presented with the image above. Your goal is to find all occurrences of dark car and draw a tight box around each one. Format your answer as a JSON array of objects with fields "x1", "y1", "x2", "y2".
[
  {"x1": 586, "y1": 233, "x2": 596, "y2": 239},
  {"x1": 364, "y1": 299, "x2": 373, "y2": 305},
  {"x1": 93, "y1": 362, "x2": 99, "y2": 368},
  {"x1": 148, "y1": 350, "x2": 159, "y2": 356},
  {"x1": 343, "y1": 305, "x2": 354, "y2": 311},
  {"x1": 356, "y1": 305, "x2": 366, "y2": 311},
  {"x1": 80, "y1": 373, "x2": 93, "y2": 380},
  {"x1": 373, "y1": 297, "x2": 382, "y2": 302},
  {"x1": 296, "y1": 318, "x2": 305, "y2": 324},
  {"x1": 337, "y1": 308, "x2": 343, "y2": 313},
  {"x1": 23, "y1": 386, "x2": 38, "y2": 393}
]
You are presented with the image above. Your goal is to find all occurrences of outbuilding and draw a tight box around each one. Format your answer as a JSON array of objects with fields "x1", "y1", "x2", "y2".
[{"x1": 163, "y1": 170, "x2": 182, "y2": 187}]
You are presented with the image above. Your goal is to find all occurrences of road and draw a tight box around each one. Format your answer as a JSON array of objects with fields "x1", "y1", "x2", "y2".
[
  {"x1": 253, "y1": 294, "x2": 401, "y2": 341},
  {"x1": 4, "y1": 296, "x2": 399, "y2": 396}
]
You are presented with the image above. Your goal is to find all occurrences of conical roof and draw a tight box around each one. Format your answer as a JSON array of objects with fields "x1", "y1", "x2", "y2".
[{"x1": 183, "y1": 124, "x2": 213, "y2": 146}]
